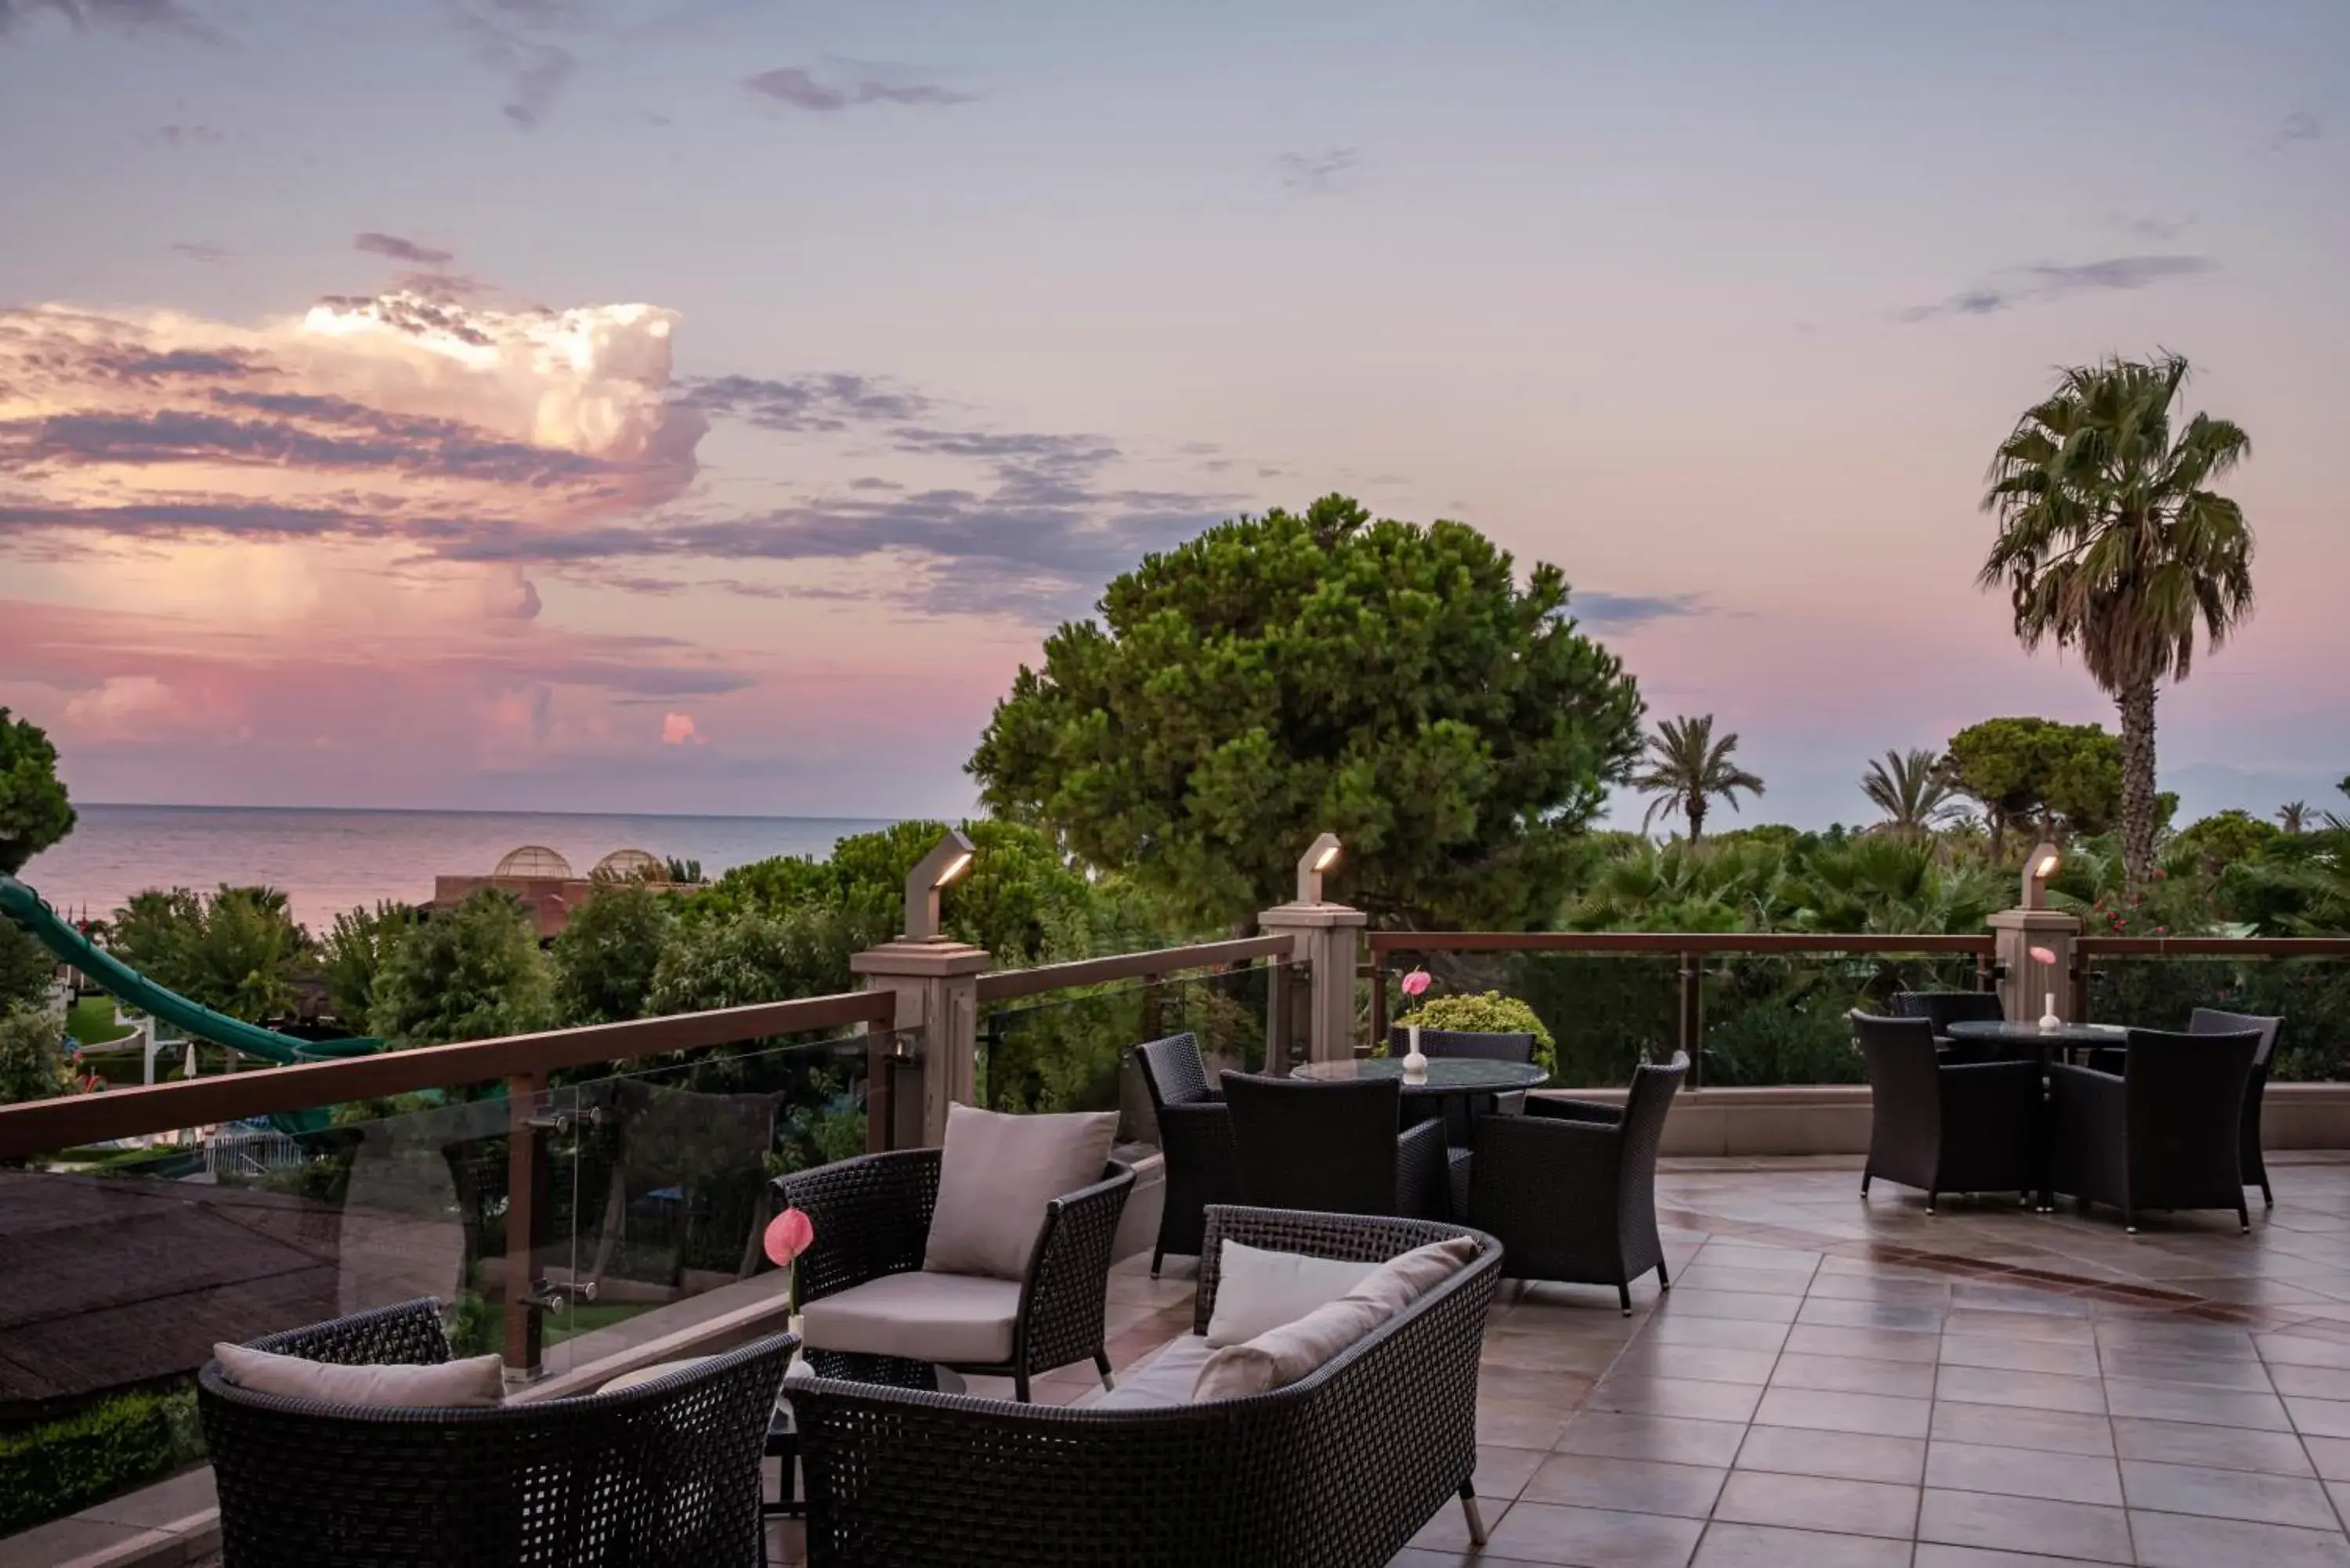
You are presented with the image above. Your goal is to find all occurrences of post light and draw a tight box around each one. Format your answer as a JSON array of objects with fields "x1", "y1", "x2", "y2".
[
  {"x1": 1296, "y1": 833, "x2": 1343, "y2": 905},
  {"x1": 902, "y1": 828, "x2": 977, "y2": 941},
  {"x1": 2020, "y1": 840, "x2": 2062, "y2": 911}
]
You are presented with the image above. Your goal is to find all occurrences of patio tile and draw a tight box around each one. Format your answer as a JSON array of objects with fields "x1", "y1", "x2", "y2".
[
  {"x1": 2306, "y1": 1436, "x2": 2350, "y2": 1483},
  {"x1": 1803, "y1": 1272, "x2": 1952, "y2": 1306},
  {"x1": 2103, "y1": 1377, "x2": 2293, "y2": 1429},
  {"x1": 1916, "y1": 1489, "x2": 2135, "y2": 1563},
  {"x1": 1655, "y1": 1289, "x2": 1802, "y2": 1324},
  {"x1": 2288, "y1": 1396, "x2": 2350, "y2": 1439},
  {"x1": 2096, "y1": 1320, "x2": 2259, "y2": 1359},
  {"x1": 1480, "y1": 1501, "x2": 1705, "y2": 1568},
  {"x1": 1484, "y1": 1329, "x2": 1631, "y2": 1376},
  {"x1": 1554, "y1": 1411, "x2": 1749, "y2": 1468},
  {"x1": 1608, "y1": 1343, "x2": 1779, "y2": 1386},
  {"x1": 1927, "y1": 1401, "x2": 2113, "y2": 1456},
  {"x1": 1689, "y1": 1522, "x2": 1911, "y2": 1567},
  {"x1": 2128, "y1": 1509, "x2": 2350, "y2": 1568},
  {"x1": 1796, "y1": 1297, "x2": 1948, "y2": 1332},
  {"x1": 1770, "y1": 1350, "x2": 1936, "y2": 1400},
  {"x1": 2099, "y1": 1346, "x2": 2276, "y2": 1390},
  {"x1": 1589, "y1": 1375, "x2": 1762, "y2": 1423},
  {"x1": 1408, "y1": 1496, "x2": 1509, "y2": 1553},
  {"x1": 1711, "y1": 1471, "x2": 1919, "y2": 1538},
  {"x1": 1911, "y1": 1547, "x2": 2130, "y2": 1568},
  {"x1": 2270, "y1": 1363, "x2": 2350, "y2": 1401},
  {"x1": 1473, "y1": 1443, "x2": 1550, "y2": 1499},
  {"x1": 1782, "y1": 1323, "x2": 1944, "y2": 1364},
  {"x1": 2112, "y1": 1415, "x2": 2317, "y2": 1474},
  {"x1": 1941, "y1": 1334, "x2": 2105, "y2": 1379},
  {"x1": 1751, "y1": 1386, "x2": 1932, "y2": 1439},
  {"x1": 1519, "y1": 1454, "x2": 1726, "y2": 1518},
  {"x1": 1734, "y1": 1424, "x2": 1925, "y2": 1486},
  {"x1": 1936, "y1": 1364, "x2": 2109, "y2": 1415},
  {"x1": 1636, "y1": 1315, "x2": 1791, "y2": 1353},
  {"x1": 2120, "y1": 1458, "x2": 2341, "y2": 1530},
  {"x1": 1925, "y1": 1440, "x2": 2124, "y2": 1506},
  {"x1": 1480, "y1": 1397, "x2": 1575, "y2": 1451},
  {"x1": 2262, "y1": 1335, "x2": 2350, "y2": 1370},
  {"x1": 1943, "y1": 1307, "x2": 2097, "y2": 1344}
]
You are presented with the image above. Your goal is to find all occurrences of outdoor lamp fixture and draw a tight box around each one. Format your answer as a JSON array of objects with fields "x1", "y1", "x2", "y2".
[
  {"x1": 2021, "y1": 840, "x2": 2062, "y2": 910},
  {"x1": 903, "y1": 828, "x2": 977, "y2": 941},
  {"x1": 1296, "y1": 833, "x2": 1343, "y2": 905}
]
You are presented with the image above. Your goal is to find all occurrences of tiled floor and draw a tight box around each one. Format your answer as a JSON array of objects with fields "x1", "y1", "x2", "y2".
[{"x1": 772, "y1": 1153, "x2": 2350, "y2": 1566}]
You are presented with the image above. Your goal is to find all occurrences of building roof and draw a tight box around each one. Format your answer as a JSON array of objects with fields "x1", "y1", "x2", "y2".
[{"x1": 493, "y1": 844, "x2": 574, "y2": 879}]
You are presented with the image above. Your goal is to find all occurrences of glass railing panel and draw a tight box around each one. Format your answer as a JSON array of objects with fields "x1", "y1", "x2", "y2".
[
  {"x1": 1372, "y1": 949, "x2": 1683, "y2": 1087},
  {"x1": 1697, "y1": 951, "x2": 1981, "y2": 1086},
  {"x1": 2082, "y1": 954, "x2": 2350, "y2": 1081}
]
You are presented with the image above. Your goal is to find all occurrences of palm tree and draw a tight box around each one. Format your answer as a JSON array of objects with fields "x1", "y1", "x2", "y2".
[
  {"x1": 1980, "y1": 352, "x2": 2254, "y2": 887},
  {"x1": 1632, "y1": 714, "x2": 1765, "y2": 846},
  {"x1": 2278, "y1": 801, "x2": 2309, "y2": 835},
  {"x1": 1860, "y1": 749, "x2": 1960, "y2": 840}
]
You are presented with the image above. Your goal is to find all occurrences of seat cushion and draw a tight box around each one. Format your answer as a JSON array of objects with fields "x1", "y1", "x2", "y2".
[
  {"x1": 924, "y1": 1102, "x2": 1119, "y2": 1281},
  {"x1": 213, "y1": 1343, "x2": 504, "y2": 1409},
  {"x1": 1083, "y1": 1335, "x2": 1217, "y2": 1412},
  {"x1": 798, "y1": 1270, "x2": 1022, "y2": 1365}
]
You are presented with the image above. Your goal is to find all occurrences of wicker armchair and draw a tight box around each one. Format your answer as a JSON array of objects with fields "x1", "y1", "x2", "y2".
[
  {"x1": 785, "y1": 1205, "x2": 1503, "y2": 1568},
  {"x1": 1133, "y1": 1031, "x2": 1238, "y2": 1276},
  {"x1": 1892, "y1": 989, "x2": 2008, "y2": 1061},
  {"x1": 1465, "y1": 1052, "x2": 1687, "y2": 1314},
  {"x1": 197, "y1": 1299, "x2": 794, "y2": 1568},
  {"x1": 2048, "y1": 1027, "x2": 2260, "y2": 1234},
  {"x1": 1220, "y1": 1071, "x2": 1449, "y2": 1220},
  {"x1": 1854, "y1": 1012, "x2": 2043, "y2": 1213},
  {"x1": 775, "y1": 1148, "x2": 1132, "y2": 1403},
  {"x1": 1388, "y1": 1024, "x2": 1535, "y2": 1140},
  {"x1": 2191, "y1": 1007, "x2": 2284, "y2": 1207}
]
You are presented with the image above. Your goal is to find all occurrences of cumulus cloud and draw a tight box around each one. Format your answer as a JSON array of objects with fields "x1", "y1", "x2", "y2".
[
  {"x1": 1571, "y1": 591, "x2": 1713, "y2": 628},
  {"x1": 444, "y1": 2, "x2": 576, "y2": 129},
  {"x1": 1278, "y1": 147, "x2": 1361, "y2": 194},
  {"x1": 2269, "y1": 110, "x2": 2322, "y2": 150},
  {"x1": 743, "y1": 64, "x2": 974, "y2": 112},
  {"x1": 681, "y1": 372, "x2": 931, "y2": 432},
  {"x1": 660, "y1": 710, "x2": 703, "y2": 746},
  {"x1": 1898, "y1": 255, "x2": 2219, "y2": 323}
]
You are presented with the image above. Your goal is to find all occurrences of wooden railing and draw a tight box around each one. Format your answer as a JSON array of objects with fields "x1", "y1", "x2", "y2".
[{"x1": 974, "y1": 934, "x2": 1293, "y2": 1002}]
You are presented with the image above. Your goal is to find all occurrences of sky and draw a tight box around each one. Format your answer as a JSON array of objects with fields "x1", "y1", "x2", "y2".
[{"x1": 1, "y1": 0, "x2": 2345, "y2": 831}]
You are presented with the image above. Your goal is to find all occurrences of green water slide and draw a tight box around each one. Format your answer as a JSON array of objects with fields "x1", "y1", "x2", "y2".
[{"x1": 0, "y1": 874, "x2": 382, "y2": 1064}]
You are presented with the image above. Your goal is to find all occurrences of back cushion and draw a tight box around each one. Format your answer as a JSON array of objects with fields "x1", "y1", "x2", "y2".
[
  {"x1": 924, "y1": 1103, "x2": 1119, "y2": 1281},
  {"x1": 1195, "y1": 1236, "x2": 1480, "y2": 1400},
  {"x1": 214, "y1": 1343, "x2": 504, "y2": 1409},
  {"x1": 1203, "y1": 1240, "x2": 1379, "y2": 1348}
]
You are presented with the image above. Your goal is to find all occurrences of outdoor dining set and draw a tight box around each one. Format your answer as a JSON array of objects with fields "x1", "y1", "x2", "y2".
[{"x1": 1854, "y1": 992, "x2": 2284, "y2": 1232}]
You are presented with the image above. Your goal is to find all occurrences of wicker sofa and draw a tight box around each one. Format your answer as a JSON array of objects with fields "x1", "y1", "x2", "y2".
[
  {"x1": 784, "y1": 1205, "x2": 1503, "y2": 1568},
  {"x1": 197, "y1": 1299, "x2": 794, "y2": 1568}
]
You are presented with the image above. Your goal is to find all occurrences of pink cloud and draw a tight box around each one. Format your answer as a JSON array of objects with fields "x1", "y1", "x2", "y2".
[{"x1": 660, "y1": 711, "x2": 703, "y2": 746}]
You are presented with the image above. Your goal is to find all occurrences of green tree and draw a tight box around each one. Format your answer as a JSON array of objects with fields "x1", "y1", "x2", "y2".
[
  {"x1": 320, "y1": 901, "x2": 418, "y2": 1026},
  {"x1": 2165, "y1": 809, "x2": 2279, "y2": 877},
  {"x1": 649, "y1": 903, "x2": 875, "y2": 1013},
  {"x1": 551, "y1": 881, "x2": 676, "y2": 1025},
  {"x1": 2277, "y1": 802, "x2": 2309, "y2": 835},
  {"x1": 0, "y1": 923, "x2": 57, "y2": 1013},
  {"x1": 1981, "y1": 352, "x2": 2254, "y2": 887},
  {"x1": 0, "y1": 708, "x2": 76, "y2": 876},
  {"x1": 969, "y1": 495, "x2": 1644, "y2": 930},
  {"x1": 1940, "y1": 717, "x2": 2122, "y2": 855},
  {"x1": 0, "y1": 1004, "x2": 74, "y2": 1105},
  {"x1": 1860, "y1": 749, "x2": 1959, "y2": 840},
  {"x1": 1632, "y1": 715, "x2": 1764, "y2": 846},
  {"x1": 369, "y1": 889, "x2": 551, "y2": 1046},
  {"x1": 105, "y1": 886, "x2": 309, "y2": 1023}
]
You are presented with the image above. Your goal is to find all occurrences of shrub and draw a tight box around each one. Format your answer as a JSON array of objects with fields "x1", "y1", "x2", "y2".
[
  {"x1": 370, "y1": 889, "x2": 550, "y2": 1046},
  {"x1": 0, "y1": 1003, "x2": 73, "y2": 1104},
  {"x1": 0, "y1": 1386, "x2": 204, "y2": 1535},
  {"x1": 1393, "y1": 991, "x2": 1557, "y2": 1075}
]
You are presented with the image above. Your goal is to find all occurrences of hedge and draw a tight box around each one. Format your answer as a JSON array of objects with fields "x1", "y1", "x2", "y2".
[{"x1": 0, "y1": 1386, "x2": 204, "y2": 1536}]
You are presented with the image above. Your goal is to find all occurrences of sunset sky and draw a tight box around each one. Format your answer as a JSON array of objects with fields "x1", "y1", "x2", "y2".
[{"x1": 2, "y1": 0, "x2": 2344, "y2": 829}]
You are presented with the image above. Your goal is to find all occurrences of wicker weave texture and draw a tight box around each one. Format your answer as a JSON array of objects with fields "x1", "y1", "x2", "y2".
[{"x1": 198, "y1": 1298, "x2": 794, "y2": 1568}]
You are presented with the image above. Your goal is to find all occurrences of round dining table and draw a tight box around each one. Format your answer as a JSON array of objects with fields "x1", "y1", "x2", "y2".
[
  {"x1": 1289, "y1": 1056, "x2": 1549, "y2": 1096},
  {"x1": 1945, "y1": 1019, "x2": 2128, "y2": 1066}
]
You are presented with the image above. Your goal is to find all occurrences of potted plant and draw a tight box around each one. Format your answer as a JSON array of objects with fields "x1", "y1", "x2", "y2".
[{"x1": 1390, "y1": 978, "x2": 1558, "y2": 1077}]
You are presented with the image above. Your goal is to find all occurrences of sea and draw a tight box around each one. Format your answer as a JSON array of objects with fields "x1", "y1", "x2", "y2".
[{"x1": 16, "y1": 804, "x2": 898, "y2": 931}]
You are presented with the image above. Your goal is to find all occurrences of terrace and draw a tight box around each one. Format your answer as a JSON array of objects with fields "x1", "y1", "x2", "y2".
[{"x1": 2, "y1": 847, "x2": 2348, "y2": 1567}]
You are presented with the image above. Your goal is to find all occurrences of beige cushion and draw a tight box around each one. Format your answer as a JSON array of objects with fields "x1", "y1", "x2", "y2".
[
  {"x1": 1083, "y1": 1335, "x2": 1216, "y2": 1412},
  {"x1": 1202, "y1": 1240, "x2": 1378, "y2": 1348},
  {"x1": 923, "y1": 1102, "x2": 1118, "y2": 1281},
  {"x1": 798, "y1": 1270, "x2": 1023, "y2": 1364},
  {"x1": 213, "y1": 1343, "x2": 504, "y2": 1409},
  {"x1": 1192, "y1": 1236, "x2": 1481, "y2": 1402}
]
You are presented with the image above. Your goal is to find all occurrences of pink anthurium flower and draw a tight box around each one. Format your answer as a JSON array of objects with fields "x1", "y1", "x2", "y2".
[
  {"x1": 1400, "y1": 968, "x2": 1432, "y2": 999},
  {"x1": 765, "y1": 1207, "x2": 815, "y2": 1268},
  {"x1": 2029, "y1": 947, "x2": 2057, "y2": 965}
]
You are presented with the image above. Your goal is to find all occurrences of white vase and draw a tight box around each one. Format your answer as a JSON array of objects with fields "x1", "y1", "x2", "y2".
[
  {"x1": 1401, "y1": 1022, "x2": 1430, "y2": 1079},
  {"x1": 2038, "y1": 992, "x2": 2062, "y2": 1031}
]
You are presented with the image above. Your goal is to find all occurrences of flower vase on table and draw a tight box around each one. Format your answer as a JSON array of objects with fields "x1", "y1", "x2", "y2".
[
  {"x1": 1398, "y1": 967, "x2": 1433, "y2": 1079},
  {"x1": 765, "y1": 1208, "x2": 816, "y2": 1380}
]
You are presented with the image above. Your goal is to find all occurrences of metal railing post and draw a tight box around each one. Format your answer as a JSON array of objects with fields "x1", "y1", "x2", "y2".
[
  {"x1": 1368, "y1": 963, "x2": 1389, "y2": 1056},
  {"x1": 1678, "y1": 951, "x2": 1702, "y2": 1089},
  {"x1": 503, "y1": 1071, "x2": 547, "y2": 1383}
]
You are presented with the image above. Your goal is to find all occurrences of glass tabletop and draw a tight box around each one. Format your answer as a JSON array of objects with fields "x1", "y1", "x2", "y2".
[
  {"x1": 1289, "y1": 1057, "x2": 1549, "y2": 1093},
  {"x1": 1945, "y1": 1020, "x2": 2129, "y2": 1046}
]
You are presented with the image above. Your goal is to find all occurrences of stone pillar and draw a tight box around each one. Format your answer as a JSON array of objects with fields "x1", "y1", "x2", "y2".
[
  {"x1": 1987, "y1": 908, "x2": 2082, "y2": 1024},
  {"x1": 1256, "y1": 901, "x2": 1366, "y2": 1064},
  {"x1": 850, "y1": 938, "x2": 989, "y2": 1148}
]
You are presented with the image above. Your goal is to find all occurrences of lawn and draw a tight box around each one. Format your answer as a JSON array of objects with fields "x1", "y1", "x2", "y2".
[{"x1": 65, "y1": 995, "x2": 134, "y2": 1046}]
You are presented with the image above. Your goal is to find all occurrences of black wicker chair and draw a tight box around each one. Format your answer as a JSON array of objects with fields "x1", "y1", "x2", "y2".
[
  {"x1": 1893, "y1": 989, "x2": 2009, "y2": 1062},
  {"x1": 2048, "y1": 1027, "x2": 2261, "y2": 1234},
  {"x1": 1854, "y1": 1011, "x2": 2044, "y2": 1213},
  {"x1": 197, "y1": 1298, "x2": 794, "y2": 1568},
  {"x1": 1389, "y1": 1024, "x2": 1535, "y2": 1140},
  {"x1": 785, "y1": 1205, "x2": 1503, "y2": 1568},
  {"x1": 775, "y1": 1148, "x2": 1132, "y2": 1403},
  {"x1": 1220, "y1": 1071, "x2": 1449, "y2": 1220},
  {"x1": 1464, "y1": 1051, "x2": 1688, "y2": 1315},
  {"x1": 2191, "y1": 1007, "x2": 2284, "y2": 1208},
  {"x1": 1133, "y1": 1031, "x2": 1238, "y2": 1277}
]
